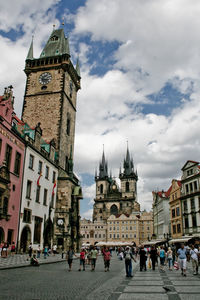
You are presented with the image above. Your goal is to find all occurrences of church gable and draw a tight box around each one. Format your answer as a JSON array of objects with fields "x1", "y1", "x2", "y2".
[{"x1": 182, "y1": 160, "x2": 199, "y2": 171}]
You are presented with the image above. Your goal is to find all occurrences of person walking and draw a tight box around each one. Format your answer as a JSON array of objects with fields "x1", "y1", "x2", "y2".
[
  {"x1": 150, "y1": 245, "x2": 157, "y2": 270},
  {"x1": 139, "y1": 245, "x2": 147, "y2": 271},
  {"x1": 159, "y1": 246, "x2": 166, "y2": 271},
  {"x1": 177, "y1": 243, "x2": 187, "y2": 276},
  {"x1": 167, "y1": 247, "x2": 173, "y2": 270},
  {"x1": 43, "y1": 245, "x2": 48, "y2": 259},
  {"x1": 79, "y1": 248, "x2": 86, "y2": 271},
  {"x1": 28, "y1": 242, "x2": 33, "y2": 260},
  {"x1": 190, "y1": 244, "x2": 199, "y2": 275},
  {"x1": 124, "y1": 246, "x2": 136, "y2": 277},
  {"x1": 90, "y1": 246, "x2": 98, "y2": 271},
  {"x1": 66, "y1": 247, "x2": 75, "y2": 271},
  {"x1": 52, "y1": 244, "x2": 57, "y2": 256},
  {"x1": 102, "y1": 247, "x2": 111, "y2": 272}
]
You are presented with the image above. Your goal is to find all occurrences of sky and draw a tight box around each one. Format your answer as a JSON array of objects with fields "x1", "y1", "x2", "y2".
[{"x1": 1, "y1": 0, "x2": 200, "y2": 220}]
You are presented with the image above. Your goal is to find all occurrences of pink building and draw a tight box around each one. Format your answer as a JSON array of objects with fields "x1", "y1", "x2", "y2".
[{"x1": 0, "y1": 86, "x2": 25, "y2": 247}]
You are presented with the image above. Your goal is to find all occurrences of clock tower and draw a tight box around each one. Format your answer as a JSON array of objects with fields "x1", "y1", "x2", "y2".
[{"x1": 22, "y1": 28, "x2": 82, "y2": 251}]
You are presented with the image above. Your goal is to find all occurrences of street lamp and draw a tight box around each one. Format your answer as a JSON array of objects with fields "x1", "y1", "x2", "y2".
[{"x1": 57, "y1": 218, "x2": 64, "y2": 258}]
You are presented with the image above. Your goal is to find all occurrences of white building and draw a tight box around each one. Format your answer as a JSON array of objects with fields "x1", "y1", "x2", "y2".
[
  {"x1": 181, "y1": 160, "x2": 200, "y2": 236},
  {"x1": 18, "y1": 123, "x2": 58, "y2": 251},
  {"x1": 152, "y1": 186, "x2": 171, "y2": 240}
]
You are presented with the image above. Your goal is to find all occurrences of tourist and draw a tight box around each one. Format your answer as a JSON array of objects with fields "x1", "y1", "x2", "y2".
[
  {"x1": 66, "y1": 246, "x2": 75, "y2": 271},
  {"x1": 52, "y1": 244, "x2": 57, "y2": 256},
  {"x1": 190, "y1": 244, "x2": 199, "y2": 275},
  {"x1": 79, "y1": 248, "x2": 86, "y2": 271},
  {"x1": 90, "y1": 246, "x2": 98, "y2": 271},
  {"x1": 102, "y1": 247, "x2": 111, "y2": 272},
  {"x1": 30, "y1": 254, "x2": 39, "y2": 266},
  {"x1": 150, "y1": 245, "x2": 157, "y2": 270},
  {"x1": 37, "y1": 244, "x2": 41, "y2": 258},
  {"x1": 28, "y1": 242, "x2": 33, "y2": 259},
  {"x1": 43, "y1": 245, "x2": 48, "y2": 259},
  {"x1": 177, "y1": 243, "x2": 187, "y2": 276},
  {"x1": 159, "y1": 246, "x2": 166, "y2": 271},
  {"x1": 167, "y1": 247, "x2": 173, "y2": 270},
  {"x1": 124, "y1": 246, "x2": 136, "y2": 277},
  {"x1": 139, "y1": 245, "x2": 147, "y2": 271},
  {"x1": 11, "y1": 241, "x2": 16, "y2": 256}
]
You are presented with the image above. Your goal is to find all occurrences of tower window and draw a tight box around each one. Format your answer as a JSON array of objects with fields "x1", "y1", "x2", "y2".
[
  {"x1": 5, "y1": 144, "x2": 12, "y2": 170},
  {"x1": 100, "y1": 184, "x2": 103, "y2": 194},
  {"x1": 110, "y1": 204, "x2": 118, "y2": 216},
  {"x1": 70, "y1": 81, "x2": 73, "y2": 98},
  {"x1": 126, "y1": 182, "x2": 129, "y2": 192},
  {"x1": 66, "y1": 117, "x2": 71, "y2": 136}
]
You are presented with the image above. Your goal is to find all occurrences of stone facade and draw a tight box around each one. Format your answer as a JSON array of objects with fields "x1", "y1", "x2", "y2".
[
  {"x1": 21, "y1": 29, "x2": 82, "y2": 251},
  {"x1": 80, "y1": 219, "x2": 107, "y2": 245}
]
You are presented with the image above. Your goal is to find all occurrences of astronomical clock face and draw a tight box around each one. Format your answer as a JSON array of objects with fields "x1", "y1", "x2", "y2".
[
  {"x1": 39, "y1": 72, "x2": 52, "y2": 85},
  {"x1": 57, "y1": 218, "x2": 64, "y2": 226}
]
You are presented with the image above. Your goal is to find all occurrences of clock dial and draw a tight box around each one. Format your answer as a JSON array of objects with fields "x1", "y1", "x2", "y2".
[
  {"x1": 57, "y1": 219, "x2": 64, "y2": 226},
  {"x1": 39, "y1": 72, "x2": 52, "y2": 85}
]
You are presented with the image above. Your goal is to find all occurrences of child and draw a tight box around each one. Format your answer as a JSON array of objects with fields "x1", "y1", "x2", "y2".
[{"x1": 79, "y1": 248, "x2": 86, "y2": 271}]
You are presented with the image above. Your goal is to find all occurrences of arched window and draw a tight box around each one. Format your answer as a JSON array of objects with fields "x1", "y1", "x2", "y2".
[
  {"x1": 110, "y1": 204, "x2": 118, "y2": 216},
  {"x1": 126, "y1": 182, "x2": 129, "y2": 192},
  {"x1": 100, "y1": 184, "x2": 103, "y2": 194}
]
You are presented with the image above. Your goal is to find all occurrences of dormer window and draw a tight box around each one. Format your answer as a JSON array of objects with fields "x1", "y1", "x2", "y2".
[
  {"x1": 50, "y1": 35, "x2": 59, "y2": 42},
  {"x1": 56, "y1": 50, "x2": 59, "y2": 54},
  {"x1": 41, "y1": 52, "x2": 45, "y2": 56}
]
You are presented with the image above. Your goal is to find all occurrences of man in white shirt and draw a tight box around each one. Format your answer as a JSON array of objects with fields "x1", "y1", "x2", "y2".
[{"x1": 190, "y1": 244, "x2": 199, "y2": 275}]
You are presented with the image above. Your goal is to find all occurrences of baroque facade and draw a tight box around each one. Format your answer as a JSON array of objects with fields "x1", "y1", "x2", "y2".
[{"x1": 22, "y1": 28, "x2": 82, "y2": 251}]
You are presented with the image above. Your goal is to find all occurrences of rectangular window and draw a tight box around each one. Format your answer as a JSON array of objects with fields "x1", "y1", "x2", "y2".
[
  {"x1": 29, "y1": 154, "x2": 34, "y2": 169},
  {"x1": 185, "y1": 217, "x2": 189, "y2": 229},
  {"x1": 172, "y1": 209, "x2": 176, "y2": 218},
  {"x1": 190, "y1": 198, "x2": 195, "y2": 210},
  {"x1": 26, "y1": 180, "x2": 32, "y2": 199},
  {"x1": 190, "y1": 182, "x2": 193, "y2": 192},
  {"x1": 3, "y1": 197, "x2": 8, "y2": 215},
  {"x1": 23, "y1": 209, "x2": 31, "y2": 223},
  {"x1": 35, "y1": 185, "x2": 40, "y2": 203},
  {"x1": 99, "y1": 234, "x2": 101, "y2": 238},
  {"x1": 177, "y1": 223, "x2": 181, "y2": 233},
  {"x1": 173, "y1": 225, "x2": 176, "y2": 234},
  {"x1": 45, "y1": 166, "x2": 49, "y2": 179},
  {"x1": 33, "y1": 217, "x2": 42, "y2": 244},
  {"x1": 183, "y1": 200, "x2": 187, "y2": 212},
  {"x1": 194, "y1": 181, "x2": 198, "y2": 191},
  {"x1": 38, "y1": 161, "x2": 42, "y2": 174},
  {"x1": 14, "y1": 152, "x2": 21, "y2": 175},
  {"x1": 192, "y1": 215, "x2": 197, "y2": 227},
  {"x1": 43, "y1": 188, "x2": 48, "y2": 205},
  {"x1": 110, "y1": 234, "x2": 112, "y2": 238},
  {"x1": 50, "y1": 194, "x2": 54, "y2": 209},
  {"x1": 176, "y1": 207, "x2": 180, "y2": 216},
  {"x1": 5, "y1": 144, "x2": 12, "y2": 170},
  {"x1": 52, "y1": 171, "x2": 56, "y2": 183},
  {"x1": 185, "y1": 184, "x2": 189, "y2": 193}
]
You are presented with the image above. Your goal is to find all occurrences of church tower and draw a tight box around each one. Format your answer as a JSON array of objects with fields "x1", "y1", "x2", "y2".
[{"x1": 22, "y1": 28, "x2": 82, "y2": 251}]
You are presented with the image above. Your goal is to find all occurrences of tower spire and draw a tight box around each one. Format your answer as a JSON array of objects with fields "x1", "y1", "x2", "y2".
[
  {"x1": 99, "y1": 145, "x2": 108, "y2": 179},
  {"x1": 26, "y1": 36, "x2": 34, "y2": 60}
]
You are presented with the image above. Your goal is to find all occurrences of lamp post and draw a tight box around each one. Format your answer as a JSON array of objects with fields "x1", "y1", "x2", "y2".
[{"x1": 57, "y1": 218, "x2": 65, "y2": 258}]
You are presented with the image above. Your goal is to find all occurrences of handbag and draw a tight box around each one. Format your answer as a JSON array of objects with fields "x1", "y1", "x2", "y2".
[{"x1": 174, "y1": 261, "x2": 179, "y2": 270}]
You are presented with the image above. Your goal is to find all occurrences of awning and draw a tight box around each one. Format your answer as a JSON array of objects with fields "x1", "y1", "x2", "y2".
[
  {"x1": 169, "y1": 237, "x2": 192, "y2": 244},
  {"x1": 142, "y1": 240, "x2": 162, "y2": 246}
]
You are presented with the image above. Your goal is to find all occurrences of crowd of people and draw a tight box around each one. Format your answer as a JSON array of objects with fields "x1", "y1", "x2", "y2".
[{"x1": 66, "y1": 243, "x2": 200, "y2": 278}]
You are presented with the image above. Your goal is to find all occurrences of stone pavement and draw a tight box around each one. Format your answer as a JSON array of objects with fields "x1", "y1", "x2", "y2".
[
  {"x1": 0, "y1": 253, "x2": 66, "y2": 269},
  {"x1": 109, "y1": 262, "x2": 200, "y2": 300}
]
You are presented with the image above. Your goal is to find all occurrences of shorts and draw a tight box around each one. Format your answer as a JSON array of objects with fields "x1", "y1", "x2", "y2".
[
  {"x1": 91, "y1": 258, "x2": 96, "y2": 266},
  {"x1": 179, "y1": 258, "x2": 186, "y2": 269},
  {"x1": 80, "y1": 259, "x2": 85, "y2": 265},
  {"x1": 68, "y1": 259, "x2": 73, "y2": 265},
  {"x1": 160, "y1": 257, "x2": 165, "y2": 265}
]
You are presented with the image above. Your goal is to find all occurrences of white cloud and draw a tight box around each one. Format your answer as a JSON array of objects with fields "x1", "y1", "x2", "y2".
[{"x1": 81, "y1": 209, "x2": 93, "y2": 220}]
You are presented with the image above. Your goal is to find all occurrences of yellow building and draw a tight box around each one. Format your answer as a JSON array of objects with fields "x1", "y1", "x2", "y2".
[
  {"x1": 139, "y1": 211, "x2": 153, "y2": 244},
  {"x1": 169, "y1": 179, "x2": 183, "y2": 239}
]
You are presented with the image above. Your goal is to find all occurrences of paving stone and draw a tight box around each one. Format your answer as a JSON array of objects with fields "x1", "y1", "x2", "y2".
[
  {"x1": 118, "y1": 293, "x2": 168, "y2": 300},
  {"x1": 132, "y1": 277, "x2": 162, "y2": 280},
  {"x1": 179, "y1": 295, "x2": 200, "y2": 300},
  {"x1": 124, "y1": 286, "x2": 165, "y2": 293},
  {"x1": 175, "y1": 286, "x2": 200, "y2": 293},
  {"x1": 173, "y1": 281, "x2": 200, "y2": 286},
  {"x1": 128, "y1": 281, "x2": 163, "y2": 286}
]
